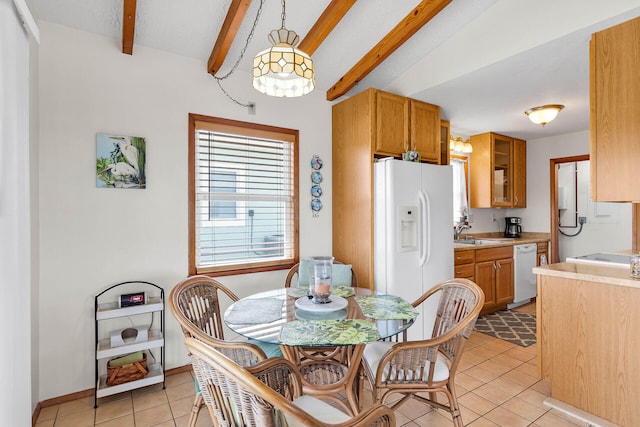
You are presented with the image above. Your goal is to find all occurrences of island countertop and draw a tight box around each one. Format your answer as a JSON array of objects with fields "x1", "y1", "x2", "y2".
[
  {"x1": 535, "y1": 253, "x2": 640, "y2": 426},
  {"x1": 533, "y1": 255, "x2": 640, "y2": 289}
]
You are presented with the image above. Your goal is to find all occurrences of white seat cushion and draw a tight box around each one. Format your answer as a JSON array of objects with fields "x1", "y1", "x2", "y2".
[
  {"x1": 280, "y1": 395, "x2": 350, "y2": 426},
  {"x1": 363, "y1": 341, "x2": 450, "y2": 382}
]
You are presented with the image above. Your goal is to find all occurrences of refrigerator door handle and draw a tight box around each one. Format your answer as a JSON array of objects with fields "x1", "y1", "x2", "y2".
[{"x1": 418, "y1": 190, "x2": 430, "y2": 266}]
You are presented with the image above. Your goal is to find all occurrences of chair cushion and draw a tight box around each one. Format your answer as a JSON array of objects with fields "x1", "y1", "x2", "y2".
[
  {"x1": 248, "y1": 339, "x2": 283, "y2": 358},
  {"x1": 278, "y1": 395, "x2": 350, "y2": 426},
  {"x1": 298, "y1": 260, "x2": 352, "y2": 286},
  {"x1": 363, "y1": 341, "x2": 450, "y2": 382}
]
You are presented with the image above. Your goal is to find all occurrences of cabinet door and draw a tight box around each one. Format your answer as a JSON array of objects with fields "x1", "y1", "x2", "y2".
[
  {"x1": 440, "y1": 120, "x2": 450, "y2": 165},
  {"x1": 591, "y1": 16, "x2": 640, "y2": 202},
  {"x1": 375, "y1": 91, "x2": 409, "y2": 156},
  {"x1": 495, "y1": 257, "x2": 514, "y2": 304},
  {"x1": 475, "y1": 260, "x2": 496, "y2": 309},
  {"x1": 410, "y1": 100, "x2": 440, "y2": 163},
  {"x1": 513, "y1": 138, "x2": 526, "y2": 208},
  {"x1": 492, "y1": 135, "x2": 512, "y2": 207}
]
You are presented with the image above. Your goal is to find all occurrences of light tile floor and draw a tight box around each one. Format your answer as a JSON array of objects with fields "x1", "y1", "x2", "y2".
[{"x1": 35, "y1": 304, "x2": 594, "y2": 426}]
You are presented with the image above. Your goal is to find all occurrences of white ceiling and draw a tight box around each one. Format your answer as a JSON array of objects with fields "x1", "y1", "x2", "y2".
[{"x1": 27, "y1": 0, "x2": 640, "y2": 141}]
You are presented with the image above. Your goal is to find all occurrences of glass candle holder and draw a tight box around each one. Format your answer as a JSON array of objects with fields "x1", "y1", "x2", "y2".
[{"x1": 308, "y1": 256, "x2": 334, "y2": 303}]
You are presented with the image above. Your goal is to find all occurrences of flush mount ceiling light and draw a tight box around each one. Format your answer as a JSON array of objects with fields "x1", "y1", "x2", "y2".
[
  {"x1": 525, "y1": 104, "x2": 565, "y2": 126},
  {"x1": 252, "y1": 0, "x2": 315, "y2": 97}
]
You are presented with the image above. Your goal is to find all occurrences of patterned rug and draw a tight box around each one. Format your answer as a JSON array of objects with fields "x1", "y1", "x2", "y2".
[{"x1": 474, "y1": 310, "x2": 536, "y2": 347}]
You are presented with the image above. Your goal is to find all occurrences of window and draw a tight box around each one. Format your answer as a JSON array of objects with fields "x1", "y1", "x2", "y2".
[
  {"x1": 189, "y1": 114, "x2": 299, "y2": 276},
  {"x1": 451, "y1": 154, "x2": 469, "y2": 223}
]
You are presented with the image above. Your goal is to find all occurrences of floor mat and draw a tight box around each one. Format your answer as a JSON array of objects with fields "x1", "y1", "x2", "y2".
[{"x1": 474, "y1": 310, "x2": 536, "y2": 347}]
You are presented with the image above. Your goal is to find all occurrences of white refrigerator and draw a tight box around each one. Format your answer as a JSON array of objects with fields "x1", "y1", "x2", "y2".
[{"x1": 374, "y1": 158, "x2": 454, "y2": 340}]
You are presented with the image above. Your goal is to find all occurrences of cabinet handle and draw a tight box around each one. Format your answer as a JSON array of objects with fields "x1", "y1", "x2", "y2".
[
  {"x1": 493, "y1": 263, "x2": 497, "y2": 271},
  {"x1": 515, "y1": 196, "x2": 519, "y2": 205},
  {"x1": 497, "y1": 261, "x2": 502, "y2": 269}
]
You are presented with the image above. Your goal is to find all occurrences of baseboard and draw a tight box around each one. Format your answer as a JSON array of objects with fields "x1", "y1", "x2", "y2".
[
  {"x1": 31, "y1": 402, "x2": 41, "y2": 427},
  {"x1": 32, "y1": 364, "x2": 193, "y2": 426},
  {"x1": 544, "y1": 397, "x2": 621, "y2": 427}
]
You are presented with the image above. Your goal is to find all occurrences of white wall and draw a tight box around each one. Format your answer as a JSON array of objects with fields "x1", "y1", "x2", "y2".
[
  {"x1": 1, "y1": 0, "x2": 34, "y2": 424},
  {"x1": 37, "y1": 21, "x2": 333, "y2": 400}
]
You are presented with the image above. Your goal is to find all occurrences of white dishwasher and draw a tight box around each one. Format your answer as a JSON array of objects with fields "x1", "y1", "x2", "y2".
[{"x1": 508, "y1": 244, "x2": 537, "y2": 309}]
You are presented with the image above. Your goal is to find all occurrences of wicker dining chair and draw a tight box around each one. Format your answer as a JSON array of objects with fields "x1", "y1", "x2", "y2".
[
  {"x1": 169, "y1": 275, "x2": 281, "y2": 427},
  {"x1": 284, "y1": 260, "x2": 361, "y2": 413},
  {"x1": 185, "y1": 337, "x2": 396, "y2": 427},
  {"x1": 284, "y1": 260, "x2": 358, "y2": 288},
  {"x1": 359, "y1": 278, "x2": 484, "y2": 427}
]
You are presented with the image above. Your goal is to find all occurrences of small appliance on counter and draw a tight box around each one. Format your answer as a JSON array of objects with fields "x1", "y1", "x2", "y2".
[{"x1": 504, "y1": 217, "x2": 522, "y2": 237}]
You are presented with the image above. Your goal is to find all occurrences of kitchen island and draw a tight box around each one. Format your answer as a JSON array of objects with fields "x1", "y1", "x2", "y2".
[{"x1": 534, "y1": 260, "x2": 640, "y2": 427}]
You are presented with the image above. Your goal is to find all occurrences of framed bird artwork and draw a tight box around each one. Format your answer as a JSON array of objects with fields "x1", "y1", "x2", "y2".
[{"x1": 96, "y1": 133, "x2": 146, "y2": 189}]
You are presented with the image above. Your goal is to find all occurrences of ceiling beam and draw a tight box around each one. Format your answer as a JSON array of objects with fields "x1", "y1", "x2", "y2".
[
  {"x1": 326, "y1": 0, "x2": 452, "y2": 101},
  {"x1": 298, "y1": 0, "x2": 357, "y2": 56},
  {"x1": 208, "y1": 0, "x2": 252, "y2": 75},
  {"x1": 122, "y1": 0, "x2": 136, "y2": 55}
]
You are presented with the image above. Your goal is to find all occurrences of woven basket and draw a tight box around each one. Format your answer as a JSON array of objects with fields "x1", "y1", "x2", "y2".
[{"x1": 106, "y1": 353, "x2": 148, "y2": 386}]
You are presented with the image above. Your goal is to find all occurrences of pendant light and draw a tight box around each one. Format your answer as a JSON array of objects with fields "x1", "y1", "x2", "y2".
[
  {"x1": 525, "y1": 104, "x2": 565, "y2": 126},
  {"x1": 252, "y1": 0, "x2": 315, "y2": 97}
]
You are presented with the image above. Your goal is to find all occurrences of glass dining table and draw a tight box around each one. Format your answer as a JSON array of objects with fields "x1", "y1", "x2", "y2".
[{"x1": 223, "y1": 286, "x2": 417, "y2": 415}]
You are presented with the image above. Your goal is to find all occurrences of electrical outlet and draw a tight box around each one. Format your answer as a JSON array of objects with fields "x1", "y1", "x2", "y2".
[
  {"x1": 491, "y1": 213, "x2": 496, "y2": 222},
  {"x1": 248, "y1": 102, "x2": 256, "y2": 115},
  {"x1": 579, "y1": 216, "x2": 587, "y2": 225}
]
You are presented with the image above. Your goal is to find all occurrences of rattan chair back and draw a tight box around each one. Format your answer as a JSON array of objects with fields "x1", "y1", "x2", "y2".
[
  {"x1": 361, "y1": 278, "x2": 484, "y2": 427},
  {"x1": 185, "y1": 337, "x2": 395, "y2": 427}
]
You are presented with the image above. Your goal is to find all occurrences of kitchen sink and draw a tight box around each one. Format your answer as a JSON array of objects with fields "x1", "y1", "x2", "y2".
[{"x1": 454, "y1": 238, "x2": 514, "y2": 245}]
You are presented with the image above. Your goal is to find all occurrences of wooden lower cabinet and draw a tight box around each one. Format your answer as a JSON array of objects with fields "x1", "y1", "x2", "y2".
[
  {"x1": 474, "y1": 246, "x2": 514, "y2": 314},
  {"x1": 536, "y1": 241, "x2": 549, "y2": 266},
  {"x1": 454, "y1": 250, "x2": 475, "y2": 280}
]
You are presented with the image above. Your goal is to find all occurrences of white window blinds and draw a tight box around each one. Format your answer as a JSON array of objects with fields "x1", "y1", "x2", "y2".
[{"x1": 193, "y1": 122, "x2": 296, "y2": 272}]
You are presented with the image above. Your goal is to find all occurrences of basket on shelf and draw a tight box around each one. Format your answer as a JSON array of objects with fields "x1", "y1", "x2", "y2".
[{"x1": 106, "y1": 351, "x2": 148, "y2": 386}]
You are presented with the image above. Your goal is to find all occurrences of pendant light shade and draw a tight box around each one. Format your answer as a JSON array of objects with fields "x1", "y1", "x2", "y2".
[
  {"x1": 252, "y1": 1, "x2": 315, "y2": 98},
  {"x1": 525, "y1": 104, "x2": 564, "y2": 126},
  {"x1": 252, "y1": 28, "x2": 315, "y2": 97}
]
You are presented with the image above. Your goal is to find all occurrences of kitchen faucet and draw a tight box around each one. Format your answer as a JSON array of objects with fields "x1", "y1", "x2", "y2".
[{"x1": 454, "y1": 216, "x2": 471, "y2": 240}]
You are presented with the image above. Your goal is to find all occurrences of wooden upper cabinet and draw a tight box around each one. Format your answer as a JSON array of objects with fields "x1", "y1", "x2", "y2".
[
  {"x1": 590, "y1": 15, "x2": 640, "y2": 202},
  {"x1": 440, "y1": 120, "x2": 450, "y2": 165},
  {"x1": 469, "y1": 132, "x2": 526, "y2": 208},
  {"x1": 513, "y1": 138, "x2": 526, "y2": 208},
  {"x1": 374, "y1": 90, "x2": 441, "y2": 162},
  {"x1": 375, "y1": 91, "x2": 409, "y2": 156},
  {"x1": 410, "y1": 100, "x2": 441, "y2": 163}
]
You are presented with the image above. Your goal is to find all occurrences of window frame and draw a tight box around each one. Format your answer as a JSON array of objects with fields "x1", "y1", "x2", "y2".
[
  {"x1": 451, "y1": 153, "x2": 470, "y2": 223},
  {"x1": 188, "y1": 114, "x2": 299, "y2": 276}
]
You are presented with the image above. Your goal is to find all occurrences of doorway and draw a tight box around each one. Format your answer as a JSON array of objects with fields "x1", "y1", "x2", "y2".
[
  {"x1": 550, "y1": 155, "x2": 635, "y2": 263},
  {"x1": 550, "y1": 155, "x2": 588, "y2": 263}
]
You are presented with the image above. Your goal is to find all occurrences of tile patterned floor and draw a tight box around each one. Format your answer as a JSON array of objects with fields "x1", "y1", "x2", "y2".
[{"x1": 35, "y1": 304, "x2": 594, "y2": 426}]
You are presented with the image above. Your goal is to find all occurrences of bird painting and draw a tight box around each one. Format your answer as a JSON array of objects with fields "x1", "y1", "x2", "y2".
[{"x1": 96, "y1": 133, "x2": 146, "y2": 188}]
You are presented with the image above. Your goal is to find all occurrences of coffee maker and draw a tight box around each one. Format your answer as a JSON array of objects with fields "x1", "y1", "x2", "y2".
[{"x1": 505, "y1": 217, "x2": 522, "y2": 237}]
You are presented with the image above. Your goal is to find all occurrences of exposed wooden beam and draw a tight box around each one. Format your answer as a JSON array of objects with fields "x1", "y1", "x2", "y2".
[
  {"x1": 208, "y1": 0, "x2": 252, "y2": 75},
  {"x1": 122, "y1": 0, "x2": 136, "y2": 55},
  {"x1": 298, "y1": 0, "x2": 356, "y2": 56},
  {"x1": 326, "y1": 0, "x2": 452, "y2": 101}
]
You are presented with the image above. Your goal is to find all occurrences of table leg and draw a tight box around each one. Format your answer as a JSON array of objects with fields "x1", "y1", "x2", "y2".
[{"x1": 279, "y1": 344, "x2": 365, "y2": 416}]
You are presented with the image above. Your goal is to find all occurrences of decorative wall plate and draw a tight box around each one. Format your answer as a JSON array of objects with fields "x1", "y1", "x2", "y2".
[
  {"x1": 311, "y1": 171, "x2": 323, "y2": 184},
  {"x1": 311, "y1": 198, "x2": 322, "y2": 212},
  {"x1": 311, "y1": 184, "x2": 322, "y2": 197},
  {"x1": 311, "y1": 154, "x2": 323, "y2": 170}
]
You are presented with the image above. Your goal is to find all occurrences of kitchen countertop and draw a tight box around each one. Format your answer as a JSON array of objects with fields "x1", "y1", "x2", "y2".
[
  {"x1": 453, "y1": 232, "x2": 551, "y2": 250},
  {"x1": 533, "y1": 253, "x2": 640, "y2": 289}
]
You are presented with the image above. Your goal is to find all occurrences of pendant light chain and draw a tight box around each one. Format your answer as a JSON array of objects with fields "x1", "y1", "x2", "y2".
[
  {"x1": 280, "y1": 0, "x2": 286, "y2": 28},
  {"x1": 212, "y1": 0, "x2": 265, "y2": 107}
]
